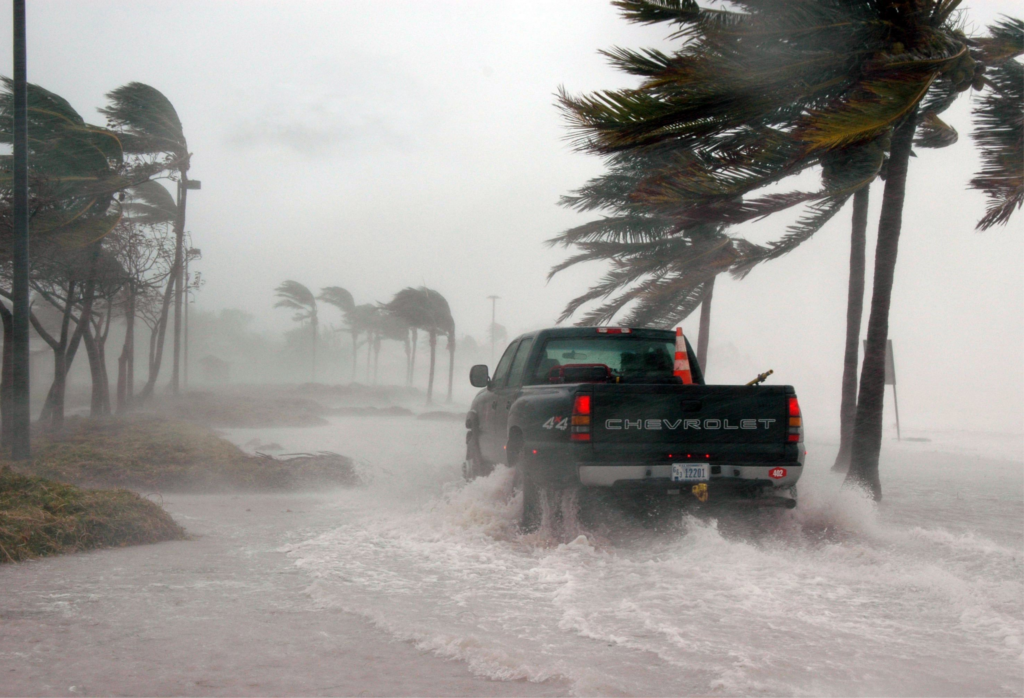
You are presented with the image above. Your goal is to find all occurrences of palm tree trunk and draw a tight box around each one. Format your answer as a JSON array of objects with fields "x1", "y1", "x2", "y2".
[
  {"x1": 847, "y1": 112, "x2": 918, "y2": 501},
  {"x1": 310, "y1": 317, "x2": 317, "y2": 383},
  {"x1": 832, "y1": 185, "x2": 870, "y2": 473},
  {"x1": 373, "y1": 336, "x2": 380, "y2": 385},
  {"x1": 410, "y1": 328, "x2": 418, "y2": 386},
  {"x1": 446, "y1": 332, "x2": 455, "y2": 403},
  {"x1": 403, "y1": 331, "x2": 411, "y2": 385},
  {"x1": 696, "y1": 277, "x2": 715, "y2": 373},
  {"x1": 365, "y1": 334, "x2": 372, "y2": 382},
  {"x1": 426, "y1": 330, "x2": 437, "y2": 405},
  {"x1": 351, "y1": 330, "x2": 359, "y2": 383}
]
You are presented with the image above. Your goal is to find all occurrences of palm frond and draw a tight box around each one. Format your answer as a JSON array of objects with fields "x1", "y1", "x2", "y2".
[
  {"x1": 100, "y1": 82, "x2": 187, "y2": 159},
  {"x1": 970, "y1": 58, "x2": 1023, "y2": 229},
  {"x1": 318, "y1": 286, "x2": 356, "y2": 313}
]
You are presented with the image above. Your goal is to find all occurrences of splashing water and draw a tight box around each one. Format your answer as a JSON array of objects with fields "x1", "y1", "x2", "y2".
[{"x1": 226, "y1": 419, "x2": 1023, "y2": 696}]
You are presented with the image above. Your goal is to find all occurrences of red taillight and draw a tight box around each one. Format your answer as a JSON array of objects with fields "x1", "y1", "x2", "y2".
[
  {"x1": 571, "y1": 394, "x2": 592, "y2": 441},
  {"x1": 573, "y1": 394, "x2": 591, "y2": 415},
  {"x1": 787, "y1": 396, "x2": 802, "y2": 443},
  {"x1": 596, "y1": 327, "x2": 631, "y2": 334}
]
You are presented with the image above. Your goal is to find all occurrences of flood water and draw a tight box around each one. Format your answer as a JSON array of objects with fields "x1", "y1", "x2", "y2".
[
  {"x1": 1, "y1": 414, "x2": 1020, "y2": 696},
  {"x1": 225, "y1": 417, "x2": 1024, "y2": 697}
]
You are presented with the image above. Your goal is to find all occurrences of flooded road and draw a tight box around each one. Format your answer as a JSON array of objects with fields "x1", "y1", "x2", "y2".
[{"x1": 2, "y1": 415, "x2": 1021, "y2": 696}]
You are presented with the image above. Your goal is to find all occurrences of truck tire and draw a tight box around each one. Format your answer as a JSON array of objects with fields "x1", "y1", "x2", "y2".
[
  {"x1": 508, "y1": 433, "x2": 540, "y2": 532},
  {"x1": 463, "y1": 432, "x2": 488, "y2": 481}
]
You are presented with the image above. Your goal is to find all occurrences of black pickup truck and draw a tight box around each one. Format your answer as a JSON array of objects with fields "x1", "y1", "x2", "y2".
[{"x1": 464, "y1": 327, "x2": 803, "y2": 528}]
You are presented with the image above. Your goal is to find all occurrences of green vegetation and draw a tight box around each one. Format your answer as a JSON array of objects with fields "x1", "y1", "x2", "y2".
[
  {"x1": 555, "y1": 1, "x2": 1023, "y2": 499},
  {"x1": 5, "y1": 416, "x2": 356, "y2": 491},
  {"x1": 0, "y1": 467, "x2": 185, "y2": 563}
]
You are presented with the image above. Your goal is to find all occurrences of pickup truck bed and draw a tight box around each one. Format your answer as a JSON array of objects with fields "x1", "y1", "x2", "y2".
[{"x1": 465, "y1": 327, "x2": 803, "y2": 529}]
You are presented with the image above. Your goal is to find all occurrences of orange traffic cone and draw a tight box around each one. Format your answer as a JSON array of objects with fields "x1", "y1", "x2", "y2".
[{"x1": 674, "y1": 327, "x2": 693, "y2": 384}]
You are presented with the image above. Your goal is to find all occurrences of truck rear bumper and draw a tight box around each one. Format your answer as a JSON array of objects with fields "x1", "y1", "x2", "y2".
[{"x1": 577, "y1": 463, "x2": 801, "y2": 488}]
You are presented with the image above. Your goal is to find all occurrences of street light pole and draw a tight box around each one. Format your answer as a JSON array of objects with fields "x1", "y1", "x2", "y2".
[
  {"x1": 487, "y1": 295, "x2": 499, "y2": 361},
  {"x1": 170, "y1": 178, "x2": 199, "y2": 396},
  {"x1": 11, "y1": 0, "x2": 31, "y2": 459}
]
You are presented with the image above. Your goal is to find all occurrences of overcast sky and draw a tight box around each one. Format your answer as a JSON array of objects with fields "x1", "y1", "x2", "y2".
[{"x1": 3, "y1": 1, "x2": 1022, "y2": 433}]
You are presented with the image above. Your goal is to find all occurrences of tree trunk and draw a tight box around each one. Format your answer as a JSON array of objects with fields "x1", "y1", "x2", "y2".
[
  {"x1": 140, "y1": 270, "x2": 177, "y2": 401},
  {"x1": 117, "y1": 286, "x2": 136, "y2": 414},
  {"x1": 847, "y1": 112, "x2": 918, "y2": 501},
  {"x1": 50, "y1": 350, "x2": 67, "y2": 431},
  {"x1": 83, "y1": 329, "x2": 105, "y2": 417},
  {"x1": 410, "y1": 328, "x2": 418, "y2": 386},
  {"x1": 696, "y1": 277, "x2": 715, "y2": 374},
  {"x1": 833, "y1": 186, "x2": 870, "y2": 472},
  {"x1": 446, "y1": 332, "x2": 455, "y2": 404},
  {"x1": 366, "y1": 332, "x2": 372, "y2": 383},
  {"x1": 403, "y1": 331, "x2": 411, "y2": 385},
  {"x1": 425, "y1": 330, "x2": 437, "y2": 405},
  {"x1": 310, "y1": 317, "x2": 317, "y2": 383},
  {"x1": 171, "y1": 179, "x2": 187, "y2": 395},
  {"x1": 0, "y1": 302, "x2": 13, "y2": 453},
  {"x1": 373, "y1": 335, "x2": 380, "y2": 385},
  {"x1": 351, "y1": 330, "x2": 359, "y2": 383}
]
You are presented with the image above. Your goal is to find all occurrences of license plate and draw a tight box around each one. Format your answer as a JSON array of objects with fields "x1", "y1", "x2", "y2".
[{"x1": 671, "y1": 463, "x2": 709, "y2": 482}]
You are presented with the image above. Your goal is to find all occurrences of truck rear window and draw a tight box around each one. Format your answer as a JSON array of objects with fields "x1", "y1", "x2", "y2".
[{"x1": 528, "y1": 337, "x2": 678, "y2": 385}]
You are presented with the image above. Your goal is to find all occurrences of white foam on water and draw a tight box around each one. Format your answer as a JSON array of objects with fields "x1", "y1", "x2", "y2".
[{"x1": 233, "y1": 419, "x2": 1023, "y2": 696}]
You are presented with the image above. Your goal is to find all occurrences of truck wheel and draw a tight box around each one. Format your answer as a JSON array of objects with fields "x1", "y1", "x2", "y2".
[
  {"x1": 519, "y1": 467, "x2": 541, "y2": 532},
  {"x1": 463, "y1": 432, "x2": 488, "y2": 481},
  {"x1": 508, "y1": 433, "x2": 540, "y2": 532}
]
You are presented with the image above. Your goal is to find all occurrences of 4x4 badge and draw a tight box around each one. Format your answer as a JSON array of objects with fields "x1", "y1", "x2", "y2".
[{"x1": 542, "y1": 416, "x2": 569, "y2": 431}]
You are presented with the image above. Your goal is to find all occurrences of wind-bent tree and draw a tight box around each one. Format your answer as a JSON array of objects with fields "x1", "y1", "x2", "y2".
[
  {"x1": 376, "y1": 308, "x2": 412, "y2": 387},
  {"x1": 317, "y1": 286, "x2": 356, "y2": 379},
  {"x1": 275, "y1": 281, "x2": 318, "y2": 381},
  {"x1": 557, "y1": 1, "x2": 1022, "y2": 499},
  {"x1": 832, "y1": 186, "x2": 870, "y2": 472},
  {"x1": 386, "y1": 287, "x2": 454, "y2": 403},
  {"x1": 111, "y1": 180, "x2": 176, "y2": 412},
  {"x1": 0, "y1": 79, "x2": 158, "y2": 431},
  {"x1": 100, "y1": 83, "x2": 192, "y2": 396}
]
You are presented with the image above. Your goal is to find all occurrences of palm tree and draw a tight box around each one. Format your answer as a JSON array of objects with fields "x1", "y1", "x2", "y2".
[
  {"x1": 347, "y1": 304, "x2": 382, "y2": 383},
  {"x1": 317, "y1": 286, "x2": 356, "y2": 380},
  {"x1": 274, "y1": 280, "x2": 318, "y2": 382},
  {"x1": 557, "y1": 1, "x2": 1023, "y2": 499},
  {"x1": 0, "y1": 79, "x2": 156, "y2": 430},
  {"x1": 386, "y1": 287, "x2": 454, "y2": 404},
  {"x1": 375, "y1": 307, "x2": 413, "y2": 386},
  {"x1": 114, "y1": 180, "x2": 178, "y2": 413},
  {"x1": 100, "y1": 82, "x2": 192, "y2": 395},
  {"x1": 831, "y1": 185, "x2": 870, "y2": 472}
]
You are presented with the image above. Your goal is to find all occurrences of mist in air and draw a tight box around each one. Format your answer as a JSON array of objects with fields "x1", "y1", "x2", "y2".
[{"x1": 0, "y1": 2, "x2": 1020, "y2": 697}]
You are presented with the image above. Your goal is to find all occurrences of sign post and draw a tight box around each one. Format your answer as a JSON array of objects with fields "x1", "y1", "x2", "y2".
[{"x1": 864, "y1": 338, "x2": 900, "y2": 440}]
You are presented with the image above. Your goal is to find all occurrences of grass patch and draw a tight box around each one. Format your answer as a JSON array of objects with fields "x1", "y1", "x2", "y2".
[
  {"x1": 0, "y1": 467, "x2": 186, "y2": 563},
  {"x1": 164, "y1": 390, "x2": 329, "y2": 428},
  {"x1": 6, "y1": 416, "x2": 358, "y2": 492}
]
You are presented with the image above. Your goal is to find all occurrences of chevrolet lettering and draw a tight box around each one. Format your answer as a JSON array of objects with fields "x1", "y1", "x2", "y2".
[
  {"x1": 463, "y1": 327, "x2": 804, "y2": 531},
  {"x1": 604, "y1": 418, "x2": 775, "y2": 430}
]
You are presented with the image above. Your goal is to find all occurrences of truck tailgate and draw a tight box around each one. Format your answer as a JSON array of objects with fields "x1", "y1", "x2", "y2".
[{"x1": 587, "y1": 384, "x2": 790, "y2": 461}]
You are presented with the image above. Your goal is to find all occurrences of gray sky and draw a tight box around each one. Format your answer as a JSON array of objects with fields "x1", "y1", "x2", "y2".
[{"x1": 4, "y1": 1, "x2": 1022, "y2": 433}]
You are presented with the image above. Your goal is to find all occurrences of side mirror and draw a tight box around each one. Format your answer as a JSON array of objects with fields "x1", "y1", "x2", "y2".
[{"x1": 469, "y1": 364, "x2": 490, "y2": 388}]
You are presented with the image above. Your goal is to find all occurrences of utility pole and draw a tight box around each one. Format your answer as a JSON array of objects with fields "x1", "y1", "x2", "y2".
[
  {"x1": 170, "y1": 178, "x2": 199, "y2": 395},
  {"x1": 182, "y1": 246, "x2": 200, "y2": 391},
  {"x1": 11, "y1": 0, "x2": 31, "y2": 459},
  {"x1": 487, "y1": 295, "x2": 499, "y2": 361}
]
